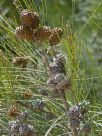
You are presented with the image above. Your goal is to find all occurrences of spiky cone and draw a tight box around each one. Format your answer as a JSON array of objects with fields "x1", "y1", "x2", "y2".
[
  {"x1": 34, "y1": 26, "x2": 52, "y2": 42},
  {"x1": 49, "y1": 28, "x2": 63, "y2": 46},
  {"x1": 13, "y1": 57, "x2": 28, "y2": 68},
  {"x1": 20, "y1": 9, "x2": 40, "y2": 29},
  {"x1": 53, "y1": 53, "x2": 66, "y2": 74},
  {"x1": 15, "y1": 25, "x2": 34, "y2": 41},
  {"x1": 49, "y1": 63, "x2": 62, "y2": 75},
  {"x1": 8, "y1": 105, "x2": 19, "y2": 118}
]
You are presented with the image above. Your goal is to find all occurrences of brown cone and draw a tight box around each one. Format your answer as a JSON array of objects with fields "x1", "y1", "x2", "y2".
[
  {"x1": 49, "y1": 28, "x2": 63, "y2": 46},
  {"x1": 15, "y1": 25, "x2": 34, "y2": 41},
  {"x1": 34, "y1": 26, "x2": 52, "y2": 42},
  {"x1": 20, "y1": 9, "x2": 40, "y2": 29}
]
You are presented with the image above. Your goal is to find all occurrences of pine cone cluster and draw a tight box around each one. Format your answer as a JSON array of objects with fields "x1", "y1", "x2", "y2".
[
  {"x1": 15, "y1": 9, "x2": 40, "y2": 41},
  {"x1": 15, "y1": 9, "x2": 63, "y2": 45},
  {"x1": 9, "y1": 111, "x2": 36, "y2": 136},
  {"x1": 47, "y1": 53, "x2": 70, "y2": 95},
  {"x1": 68, "y1": 101, "x2": 91, "y2": 134}
]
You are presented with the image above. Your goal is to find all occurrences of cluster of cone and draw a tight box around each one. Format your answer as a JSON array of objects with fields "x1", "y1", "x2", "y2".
[
  {"x1": 13, "y1": 6, "x2": 70, "y2": 135},
  {"x1": 9, "y1": 111, "x2": 36, "y2": 136},
  {"x1": 15, "y1": 9, "x2": 63, "y2": 46},
  {"x1": 68, "y1": 101, "x2": 91, "y2": 135},
  {"x1": 8, "y1": 99, "x2": 45, "y2": 118},
  {"x1": 8, "y1": 100, "x2": 45, "y2": 135},
  {"x1": 47, "y1": 53, "x2": 70, "y2": 96},
  {"x1": 14, "y1": 9, "x2": 70, "y2": 102}
]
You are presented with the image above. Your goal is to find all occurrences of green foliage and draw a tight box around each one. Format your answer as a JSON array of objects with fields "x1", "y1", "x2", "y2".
[{"x1": 0, "y1": 0, "x2": 102, "y2": 136}]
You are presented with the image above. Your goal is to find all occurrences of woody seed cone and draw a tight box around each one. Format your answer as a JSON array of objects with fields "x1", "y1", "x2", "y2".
[
  {"x1": 15, "y1": 25, "x2": 34, "y2": 41},
  {"x1": 20, "y1": 9, "x2": 40, "y2": 29},
  {"x1": 49, "y1": 28, "x2": 63, "y2": 46},
  {"x1": 34, "y1": 26, "x2": 52, "y2": 42}
]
